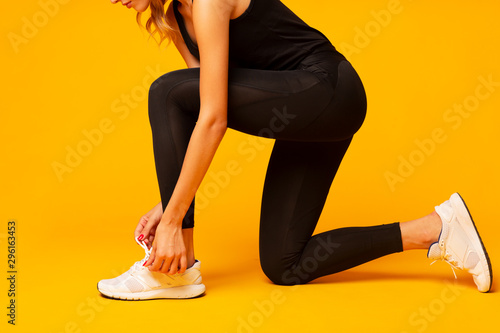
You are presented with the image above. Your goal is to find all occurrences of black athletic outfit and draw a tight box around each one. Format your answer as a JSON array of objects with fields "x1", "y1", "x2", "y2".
[{"x1": 148, "y1": 0, "x2": 403, "y2": 285}]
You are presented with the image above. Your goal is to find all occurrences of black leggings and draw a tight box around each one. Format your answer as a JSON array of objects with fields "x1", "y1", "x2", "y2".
[{"x1": 148, "y1": 52, "x2": 403, "y2": 285}]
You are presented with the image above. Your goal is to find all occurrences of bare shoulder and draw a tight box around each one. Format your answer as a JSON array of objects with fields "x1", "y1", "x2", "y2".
[
  {"x1": 172, "y1": 0, "x2": 247, "y2": 20},
  {"x1": 193, "y1": 0, "x2": 243, "y2": 19}
]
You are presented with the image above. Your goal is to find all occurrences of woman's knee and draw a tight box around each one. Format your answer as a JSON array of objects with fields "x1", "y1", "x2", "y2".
[
  {"x1": 148, "y1": 69, "x2": 200, "y2": 121},
  {"x1": 149, "y1": 70, "x2": 190, "y2": 100},
  {"x1": 149, "y1": 69, "x2": 199, "y2": 101},
  {"x1": 260, "y1": 254, "x2": 304, "y2": 286}
]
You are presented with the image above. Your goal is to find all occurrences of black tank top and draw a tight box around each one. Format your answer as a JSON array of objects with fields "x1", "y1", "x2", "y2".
[{"x1": 173, "y1": 0, "x2": 345, "y2": 70}]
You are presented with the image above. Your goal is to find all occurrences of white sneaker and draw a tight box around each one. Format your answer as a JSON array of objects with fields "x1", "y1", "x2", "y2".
[
  {"x1": 428, "y1": 193, "x2": 492, "y2": 292},
  {"x1": 97, "y1": 237, "x2": 206, "y2": 300}
]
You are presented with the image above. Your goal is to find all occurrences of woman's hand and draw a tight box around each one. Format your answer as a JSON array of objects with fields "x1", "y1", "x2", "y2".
[
  {"x1": 134, "y1": 202, "x2": 163, "y2": 247},
  {"x1": 143, "y1": 220, "x2": 187, "y2": 275}
]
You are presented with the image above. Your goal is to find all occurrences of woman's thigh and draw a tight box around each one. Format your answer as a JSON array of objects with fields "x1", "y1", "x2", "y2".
[
  {"x1": 151, "y1": 61, "x2": 366, "y2": 142},
  {"x1": 226, "y1": 63, "x2": 365, "y2": 142}
]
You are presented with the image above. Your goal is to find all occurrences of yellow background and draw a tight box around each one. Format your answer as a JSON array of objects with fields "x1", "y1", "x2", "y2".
[{"x1": 1, "y1": 0, "x2": 499, "y2": 332}]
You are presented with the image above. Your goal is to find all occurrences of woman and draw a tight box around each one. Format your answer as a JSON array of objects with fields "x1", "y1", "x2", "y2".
[{"x1": 98, "y1": 0, "x2": 492, "y2": 299}]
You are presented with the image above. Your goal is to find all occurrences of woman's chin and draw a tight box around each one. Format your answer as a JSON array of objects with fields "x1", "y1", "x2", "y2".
[{"x1": 136, "y1": 5, "x2": 149, "y2": 13}]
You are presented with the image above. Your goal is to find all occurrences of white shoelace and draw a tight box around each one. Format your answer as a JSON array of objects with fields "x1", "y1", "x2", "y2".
[
  {"x1": 130, "y1": 237, "x2": 152, "y2": 272},
  {"x1": 430, "y1": 251, "x2": 459, "y2": 279}
]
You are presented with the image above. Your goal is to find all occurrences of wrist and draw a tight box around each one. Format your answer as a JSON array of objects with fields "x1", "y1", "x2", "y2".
[
  {"x1": 160, "y1": 213, "x2": 183, "y2": 227},
  {"x1": 163, "y1": 202, "x2": 189, "y2": 223}
]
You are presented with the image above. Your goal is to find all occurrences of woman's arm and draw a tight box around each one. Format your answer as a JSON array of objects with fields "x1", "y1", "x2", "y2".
[
  {"x1": 132, "y1": 4, "x2": 199, "y2": 250},
  {"x1": 145, "y1": 0, "x2": 232, "y2": 274}
]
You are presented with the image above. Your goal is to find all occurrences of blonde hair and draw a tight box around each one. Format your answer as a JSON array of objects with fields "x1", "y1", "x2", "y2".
[{"x1": 136, "y1": 0, "x2": 176, "y2": 45}]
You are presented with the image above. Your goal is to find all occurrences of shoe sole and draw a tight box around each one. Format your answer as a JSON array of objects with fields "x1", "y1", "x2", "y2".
[
  {"x1": 97, "y1": 283, "x2": 206, "y2": 300},
  {"x1": 451, "y1": 192, "x2": 493, "y2": 292}
]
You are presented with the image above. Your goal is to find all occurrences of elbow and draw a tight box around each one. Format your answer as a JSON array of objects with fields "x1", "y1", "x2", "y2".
[
  {"x1": 212, "y1": 121, "x2": 227, "y2": 138},
  {"x1": 198, "y1": 117, "x2": 227, "y2": 137}
]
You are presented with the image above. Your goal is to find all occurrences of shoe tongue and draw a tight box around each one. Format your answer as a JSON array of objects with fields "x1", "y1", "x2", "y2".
[
  {"x1": 435, "y1": 200, "x2": 453, "y2": 223},
  {"x1": 132, "y1": 258, "x2": 147, "y2": 271},
  {"x1": 427, "y1": 242, "x2": 441, "y2": 259},
  {"x1": 433, "y1": 198, "x2": 450, "y2": 244}
]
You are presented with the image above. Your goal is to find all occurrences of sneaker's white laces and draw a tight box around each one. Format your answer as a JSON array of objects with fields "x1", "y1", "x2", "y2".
[
  {"x1": 131, "y1": 236, "x2": 152, "y2": 271},
  {"x1": 430, "y1": 251, "x2": 459, "y2": 279}
]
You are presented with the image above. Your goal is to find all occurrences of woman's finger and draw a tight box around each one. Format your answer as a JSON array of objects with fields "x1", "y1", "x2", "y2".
[
  {"x1": 149, "y1": 254, "x2": 164, "y2": 272},
  {"x1": 147, "y1": 234, "x2": 155, "y2": 248},
  {"x1": 140, "y1": 221, "x2": 155, "y2": 243},
  {"x1": 168, "y1": 256, "x2": 180, "y2": 275},
  {"x1": 158, "y1": 254, "x2": 173, "y2": 274},
  {"x1": 143, "y1": 242, "x2": 156, "y2": 267},
  {"x1": 134, "y1": 216, "x2": 148, "y2": 239},
  {"x1": 178, "y1": 253, "x2": 188, "y2": 274}
]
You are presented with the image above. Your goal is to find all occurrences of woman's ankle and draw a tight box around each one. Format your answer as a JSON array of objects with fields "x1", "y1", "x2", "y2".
[
  {"x1": 400, "y1": 211, "x2": 442, "y2": 251},
  {"x1": 422, "y1": 211, "x2": 442, "y2": 246},
  {"x1": 187, "y1": 256, "x2": 196, "y2": 269},
  {"x1": 182, "y1": 228, "x2": 196, "y2": 269}
]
